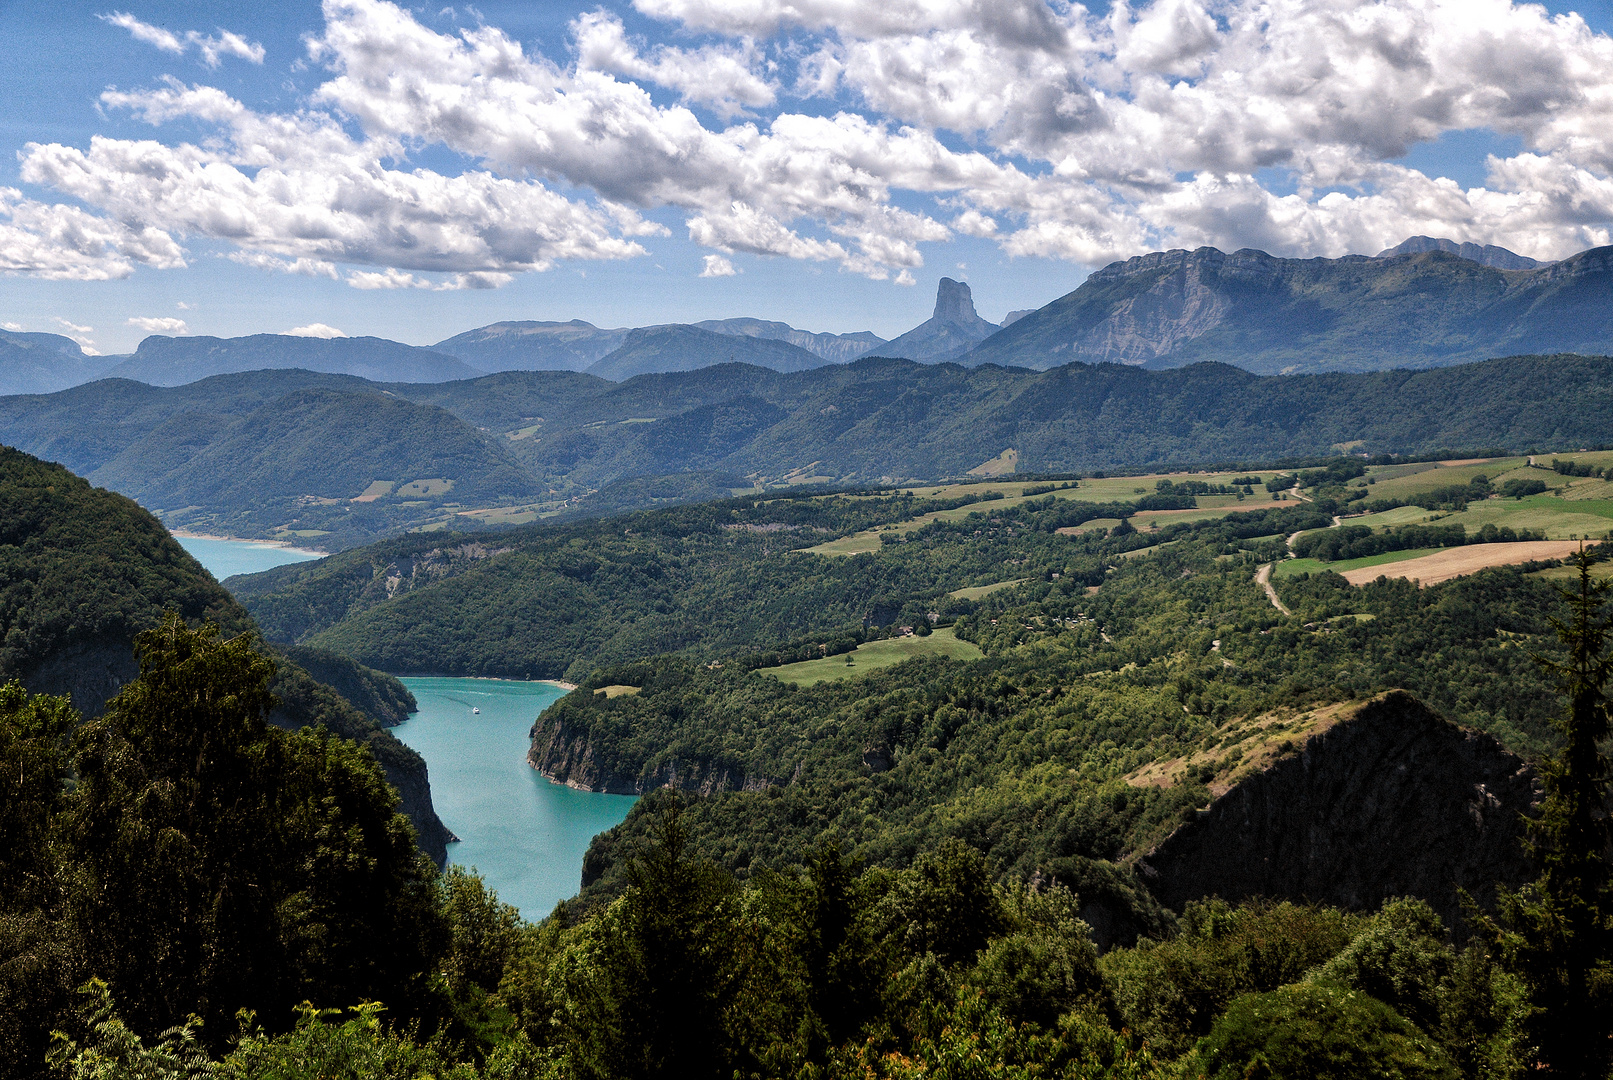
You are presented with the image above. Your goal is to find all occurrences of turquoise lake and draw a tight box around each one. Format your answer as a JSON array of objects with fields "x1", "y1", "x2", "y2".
[
  {"x1": 177, "y1": 535, "x2": 323, "y2": 580},
  {"x1": 179, "y1": 537, "x2": 634, "y2": 919},
  {"x1": 395, "y1": 678, "x2": 637, "y2": 917}
]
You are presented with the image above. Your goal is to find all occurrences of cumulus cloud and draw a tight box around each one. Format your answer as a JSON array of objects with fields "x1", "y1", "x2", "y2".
[
  {"x1": 11, "y1": 0, "x2": 1613, "y2": 291},
  {"x1": 1, "y1": 322, "x2": 22, "y2": 332},
  {"x1": 699, "y1": 253, "x2": 737, "y2": 276},
  {"x1": 126, "y1": 315, "x2": 187, "y2": 333},
  {"x1": 286, "y1": 322, "x2": 347, "y2": 338},
  {"x1": 100, "y1": 12, "x2": 266, "y2": 67},
  {"x1": 0, "y1": 187, "x2": 184, "y2": 280}
]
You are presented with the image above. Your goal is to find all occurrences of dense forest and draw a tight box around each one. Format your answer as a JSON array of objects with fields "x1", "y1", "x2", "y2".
[{"x1": 0, "y1": 446, "x2": 449, "y2": 859}]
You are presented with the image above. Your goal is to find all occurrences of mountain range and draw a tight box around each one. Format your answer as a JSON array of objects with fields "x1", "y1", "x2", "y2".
[{"x1": 6, "y1": 235, "x2": 1605, "y2": 396}]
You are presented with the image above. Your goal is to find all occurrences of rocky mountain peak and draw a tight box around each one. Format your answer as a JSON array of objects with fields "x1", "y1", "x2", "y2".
[{"x1": 933, "y1": 278, "x2": 984, "y2": 326}]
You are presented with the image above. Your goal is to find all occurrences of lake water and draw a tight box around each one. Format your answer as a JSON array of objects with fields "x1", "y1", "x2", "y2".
[
  {"x1": 395, "y1": 677, "x2": 637, "y2": 918},
  {"x1": 176, "y1": 535, "x2": 323, "y2": 581}
]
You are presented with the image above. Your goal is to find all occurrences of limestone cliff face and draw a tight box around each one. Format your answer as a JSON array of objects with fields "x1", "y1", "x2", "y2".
[
  {"x1": 528, "y1": 711, "x2": 778, "y2": 796},
  {"x1": 1134, "y1": 691, "x2": 1537, "y2": 929}
]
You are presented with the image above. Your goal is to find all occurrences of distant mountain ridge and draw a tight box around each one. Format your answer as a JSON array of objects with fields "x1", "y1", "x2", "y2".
[
  {"x1": 0, "y1": 331, "x2": 121, "y2": 395},
  {"x1": 1375, "y1": 235, "x2": 1545, "y2": 270},
  {"x1": 964, "y1": 244, "x2": 1613, "y2": 374},
  {"x1": 584, "y1": 324, "x2": 831, "y2": 381},
  {"x1": 110, "y1": 334, "x2": 484, "y2": 385}
]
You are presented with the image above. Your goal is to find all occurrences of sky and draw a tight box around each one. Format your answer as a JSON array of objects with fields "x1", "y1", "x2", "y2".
[{"x1": 3, "y1": 0, "x2": 1613, "y2": 355}]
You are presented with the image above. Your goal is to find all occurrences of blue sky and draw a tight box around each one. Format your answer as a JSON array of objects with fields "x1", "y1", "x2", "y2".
[{"x1": 3, "y1": 0, "x2": 1613, "y2": 354}]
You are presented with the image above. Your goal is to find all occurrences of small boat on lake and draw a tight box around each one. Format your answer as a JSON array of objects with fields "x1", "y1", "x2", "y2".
[{"x1": 472, "y1": 707, "x2": 480, "y2": 714}]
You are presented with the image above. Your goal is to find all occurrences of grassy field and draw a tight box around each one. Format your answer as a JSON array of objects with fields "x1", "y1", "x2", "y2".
[
  {"x1": 1273, "y1": 548, "x2": 1444, "y2": 579},
  {"x1": 948, "y1": 579, "x2": 1026, "y2": 600},
  {"x1": 766, "y1": 628, "x2": 983, "y2": 687}
]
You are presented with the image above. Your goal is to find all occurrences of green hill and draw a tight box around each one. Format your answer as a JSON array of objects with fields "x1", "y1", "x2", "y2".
[
  {"x1": 7, "y1": 353, "x2": 1613, "y2": 550},
  {"x1": 0, "y1": 445, "x2": 449, "y2": 861},
  {"x1": 967, "y1": 246, "x2": 1613, "y2": 374}
]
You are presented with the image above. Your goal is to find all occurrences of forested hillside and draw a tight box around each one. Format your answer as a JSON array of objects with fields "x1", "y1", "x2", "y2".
[
  {"x1": 0, "y1": 446, "x2": 449, "y2": 859},
  {"x1": 5, "y1": 352, "x2": 1613, "y2": 549},
  {"x1": 14, "y1": 467, "x2": 1606, "y2": 1079}
]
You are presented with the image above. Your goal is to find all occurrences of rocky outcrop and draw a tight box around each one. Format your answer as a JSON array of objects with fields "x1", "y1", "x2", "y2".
[
  {"x1": 529, "y1": 712, "x2": 778, "y2": 796},
  {"x1": 875, "y1": 278, "x2": 1002, "y2": 363},
  {"x1": 20, "y1": 636, "x2": 139, "y2": 718},
  {"x1": 1134, "y1": 691, "x2": 1537, "y2": 930}
]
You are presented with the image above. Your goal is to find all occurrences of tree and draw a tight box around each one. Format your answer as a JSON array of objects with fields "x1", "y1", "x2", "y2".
[
  {"x1": 62, "y1": 615, "x2": 443, "y2": 1044},
  {"x1": 1479, "y1": 548, "x2": 1613, "y2": 1078},
  {"x1": 566, "y1": 796, "x2": 746, "y2": 1079}
]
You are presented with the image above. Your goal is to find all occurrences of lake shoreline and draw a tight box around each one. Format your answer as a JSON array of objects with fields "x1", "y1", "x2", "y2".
[
  {"x1": 171, "y1": 529, "x2": 329, "y2": 557},
  {"x1": 390, "y1": 674, "x2": 578, "y2": 691}
]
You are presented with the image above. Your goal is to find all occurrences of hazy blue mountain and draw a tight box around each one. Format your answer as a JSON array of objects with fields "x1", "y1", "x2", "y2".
[
  {"x1": 431, "y1": 320, "x2": 630, "y2": 372},
  {"x1": 584, "y1": 324, "x2": 830, "y2": 381},
  {"x1": 694, "y1": 317, "x2": 884, "y2": 363},
  {"x1": 107, "y1": 333, "x2": 484, "y2": 385},
  {"x1": 964, "y1": 244, "x2": 1613, "y2": 374},
  {"x1": 872, "y1": 278, "x2": 1001, "y2": 362},
  {"x1": 1376, "y1": 235, "x2": 1545, "y2": 270},
  {"x1": 0, "y1": 331, "x2": 122, "y2": 395}
]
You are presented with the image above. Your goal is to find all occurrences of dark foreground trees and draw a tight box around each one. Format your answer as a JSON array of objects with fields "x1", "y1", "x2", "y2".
[
  {"x1": 1476, "y1": 549, "x2": 1613, "y2": 1079},
  {"x1": 0, "y1": 615, "x2": 442, "y2": 1074}
]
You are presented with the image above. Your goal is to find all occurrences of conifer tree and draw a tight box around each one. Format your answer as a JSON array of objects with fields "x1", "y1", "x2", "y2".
[{"x1": 1479, "y1": 548, "x2": 1613, "y2": 1078}]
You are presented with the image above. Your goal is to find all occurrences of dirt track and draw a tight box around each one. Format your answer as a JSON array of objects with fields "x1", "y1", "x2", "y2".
[{"x1": 1339, "y1": 541, "x2": 1585, "y2": 586}]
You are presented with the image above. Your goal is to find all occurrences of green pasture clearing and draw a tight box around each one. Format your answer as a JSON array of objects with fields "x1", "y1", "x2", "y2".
[
  {"x1": 948, "y1": 579, "x2": 1026, "y2": 600},
  {"x1": 1557, "y1": 478, "x2": 1613, "y2": 501},
  {"x1": 766, "y1": 627, "x2": 983, "y2": 687},
  {"x1": 1541, "y1": 450, "x2": 1613, "y2": 471},
  {"x1": 1530, "y1": 558, "x2": 1613, "y2": 582},
  {"x1": 1433, "y1": 495, "x2": 1613, "y2": 539},
  {"x1": 1360, "y1": 457, "x2": 1531, "y2": 499},
  {"x1": 1131, "y1": 505, "x2": 1248, "y2": 529},
  {"x1": 505, "y1": 423, "x2": 543, "y2": 440},
  {"x1": 1056, "y1": 518, "x2": 1120, "y2": 535},
  {"x1": 1342, "y1": 505, "x2": 1438, "y2": 529},
  {"x1": 353, "y1": 480, "x2": 394, "y2": 502},
  {"x1": 398, "y1": 478, "x2": 455, "y2": 497},
  {"x1": 800, "y1": 530, "x2": 886, "y2": 556},
  {"x1": 1273, "y1": 548, "x2": 1444, "y2": 580}
]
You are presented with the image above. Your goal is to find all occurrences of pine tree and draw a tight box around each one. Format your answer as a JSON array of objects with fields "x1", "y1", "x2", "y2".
[{"x1": 1479, "y1": 548, "x2": 1613, "y2": 1078}]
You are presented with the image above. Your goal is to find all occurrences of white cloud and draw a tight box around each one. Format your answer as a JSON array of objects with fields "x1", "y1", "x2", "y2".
[
  {"x1": 894, "y1": 269, "x2": 916, "y2": 285},
  {"x1": 286, "y1": 322, "x2": 347, "y2": 338},
  {"x1": 0, "y1": 187, "x2": 184, "y2": 281},
  {"x1": 574, "y1": 11, "x2": 775, "y2": 118},
  {"x1": 126, "y1": 315, "x2": 188, "y2": 333},
  {"x1": 1, "y1": 321, "x2": 22, "y2": 332},
  {"x1": 699, "y1": 253, "x2": 737, "y2": 276},
  {"x1": 101, "y1": 12, "x2": 266, "y2": 67},
  {"x1": 11, "y1": 0, "x2": 1613, "y2": 292},
  {"x1": 52, "y1": 318, "x2": 93, "y2": 335}
]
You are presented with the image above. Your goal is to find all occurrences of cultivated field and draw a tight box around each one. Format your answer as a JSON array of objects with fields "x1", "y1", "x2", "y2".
[
  {"x1": 767, "y1": 627, "x2": 982, "y2": 686},
  {"x1": 1337, "y1": 541, "x2": 1585, "y2": 586}
]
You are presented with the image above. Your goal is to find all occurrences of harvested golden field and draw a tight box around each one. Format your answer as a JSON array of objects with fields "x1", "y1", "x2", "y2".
[{"x1": 1339, "y1": 540, "x2": 1584, "y2": 586}]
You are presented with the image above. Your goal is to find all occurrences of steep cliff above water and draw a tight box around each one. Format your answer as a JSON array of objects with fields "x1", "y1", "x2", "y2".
[{"x1": 1132, "y1": 691, "x2": 1537, "y2": 930}]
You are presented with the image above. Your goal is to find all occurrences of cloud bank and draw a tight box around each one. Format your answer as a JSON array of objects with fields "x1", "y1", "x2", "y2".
[{"x1": 7, "y1": 0, "x2": 1613, "y2": 287}]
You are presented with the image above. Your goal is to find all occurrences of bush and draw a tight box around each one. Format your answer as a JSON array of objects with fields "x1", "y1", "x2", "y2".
[{"x1": 1193, "y1": 981, "x2": 1459, "y2": 1080}]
